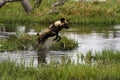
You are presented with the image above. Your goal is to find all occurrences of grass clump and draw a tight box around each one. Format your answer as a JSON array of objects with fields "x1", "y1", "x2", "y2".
[
  {"x1": 50, "y1": 36, "x2": 78, "y2": 50},
  {"x1": 84, "y1": 50, "x2": 120, "y2": 65},
  {"x1": 16, "y1": 34, "x2": 37, "y2": 50},
  {"x1": 0, "y1": 34, "x2": 37, "y2": 52}
]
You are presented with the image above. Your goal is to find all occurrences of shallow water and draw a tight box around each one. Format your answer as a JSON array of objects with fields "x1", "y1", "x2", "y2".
[{"x1": 0, "y1": 24, "x2": 120, "y2": 66}]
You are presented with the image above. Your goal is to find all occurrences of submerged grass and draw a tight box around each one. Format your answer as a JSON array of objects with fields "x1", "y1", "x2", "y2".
[
  {"x1": 1, "y1": 50, "x2": 120, "y2": 80},
  {"x1": 1, "y1": 0, "x2": 120, "y2": 24}
]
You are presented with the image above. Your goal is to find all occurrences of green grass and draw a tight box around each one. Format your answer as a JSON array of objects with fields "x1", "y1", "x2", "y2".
[
  {"x1": 0, "y1": 61, "x2": 38, "y2": 80},
  {"x1": 1, "y1": 0, "x2": 120, "y2": 24},
  {"x1": 37, "y1": 63, "x2": 120, "y2": 80}
]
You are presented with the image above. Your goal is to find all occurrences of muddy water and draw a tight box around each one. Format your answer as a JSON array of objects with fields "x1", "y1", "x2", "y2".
[{"x1": 0, "y1": 24, "x2": 120, "y2": 67}]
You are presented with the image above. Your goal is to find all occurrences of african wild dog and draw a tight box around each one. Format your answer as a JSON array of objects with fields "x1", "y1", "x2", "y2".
[{"x1": 36, "y1": 18, "x2": 69, "y2": 48}]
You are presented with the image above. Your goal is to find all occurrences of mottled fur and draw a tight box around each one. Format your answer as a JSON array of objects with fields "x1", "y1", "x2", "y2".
[{"x1": 37, "y1": 18, "x2": 69, "y2": 48}]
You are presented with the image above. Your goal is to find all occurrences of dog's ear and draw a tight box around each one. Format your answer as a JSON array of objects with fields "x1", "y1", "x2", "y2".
[
  {"x1": 36, "y1": 33, "x2": 39, "y2": 36},
  {"x1": 60, "y1": 18, "x2": 65, "y2": 23},
  {"x1": 66, "y1": 18, "x2": 70, "y2": 22},
  {"x1": 66, "y1": 19, "x2": 69, "y2": 22}
]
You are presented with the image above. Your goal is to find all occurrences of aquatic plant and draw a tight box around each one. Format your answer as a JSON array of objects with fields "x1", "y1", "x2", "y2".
[
  {"x1": 50, "y1": 36, "x2": 78, "y2": 50},
  {"x1": 17, "y1": 34, "x2": 37, "y2": 50}
]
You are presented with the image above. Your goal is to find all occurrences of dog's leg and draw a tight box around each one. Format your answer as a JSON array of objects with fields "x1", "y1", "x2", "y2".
[
  {"x1": 53, "y1": 32, "x2": 58, "y2": 41},
  {"x1": 56, "y1": 35, "x2": 61, "y2": 42},
  {"x1": 53, "y1": 35, "x2": 58, "y2": 41},
  {"x1": 36, "y1": 43, "x2": 41, "y2": 49},
  {"x1": 36, "y1": 34, "x2": 45, "y2": 49}
]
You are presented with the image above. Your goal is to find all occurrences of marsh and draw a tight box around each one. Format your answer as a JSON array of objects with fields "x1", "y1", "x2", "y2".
[{"x1": 0, "y1": 24, "x2": 120, "y2": 66}]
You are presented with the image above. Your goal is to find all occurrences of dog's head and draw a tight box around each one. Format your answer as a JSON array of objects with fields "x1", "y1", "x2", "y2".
[
  {"x1": 60, "y1": 18, "x2": 69, "y2": 29},
  {"x1": 54, "y1": 18, "x2": 69, "y2": 29}
]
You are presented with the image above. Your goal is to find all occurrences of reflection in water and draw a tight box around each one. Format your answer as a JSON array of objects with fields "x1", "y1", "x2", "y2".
[
  {"x1": 37, "y1": 51, "x2": 46, "y2": 63},
  {"x1": 0, "y1": 51, "x2": 38, "y2": 67},
  {"x1": 0, "y1": 24, "x2": 38, "y2": 37},
  {"x1": 16, "y1": 26, "x2": 26, "y2": 37},
  {"x1": 0, "y1": 51, "x2": 48, "y2": 67}
]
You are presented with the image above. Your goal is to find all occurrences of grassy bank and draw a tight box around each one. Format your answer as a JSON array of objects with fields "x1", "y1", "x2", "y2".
[
  {"x1": 0, "y1": 50, "x2": 120, "y2": 80},
  {"x1": 1, "y1": 0, "x2": 120, "y2": 24}
]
